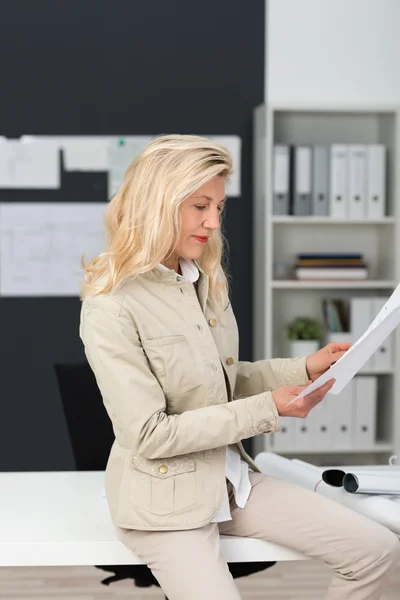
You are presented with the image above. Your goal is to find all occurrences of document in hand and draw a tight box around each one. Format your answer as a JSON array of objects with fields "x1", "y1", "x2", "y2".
[{"x1": 287, "y1": 283, "x2": 400, "y2": 405}]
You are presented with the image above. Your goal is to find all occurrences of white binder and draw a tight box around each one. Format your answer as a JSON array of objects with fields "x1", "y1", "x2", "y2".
[
  {"x1": 329, "y1": 145, "x2": 349, "y2": 218},
  {"x1": 330, "y1": 382, "x2": 353, "y2": 449},
  {"x1": 273, "y1": 145, "x2": 290, "y2": 215},
  {"x1": 312, "y1": 145, "x2": 329, "y2": 216},
  {"x1": 295, "y1": 413, "x2": 314, "y2": 450},
  {"x1": 372, "y1": 297, "x2": 393, "y2": 369},
  {"x1": 350, "y1": 297, "x2": 374, "y2": 371},
  {"x1": 348, "y1": 145, "x2": 367, "y2": 220},
  {"x1": 272, "y1": 417, "x2": 296, "y2": 451},
  {"x1": 313, "y1": 397, "x2": 332, "y2": 449},
  {"x1": 353, "y1": 376, "x2": 377, "y2": 449},
  {"x1": 293, "y1": 146, "x2": 312, "y2": 216},
  {"x1": 366, "y1": 145, "x2": 386, "y2": 220}
]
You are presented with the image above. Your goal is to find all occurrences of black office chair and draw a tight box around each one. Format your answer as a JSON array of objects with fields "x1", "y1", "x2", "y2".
[{"x1": 54, "y1": 361, "x2": 276, "y2": 593}]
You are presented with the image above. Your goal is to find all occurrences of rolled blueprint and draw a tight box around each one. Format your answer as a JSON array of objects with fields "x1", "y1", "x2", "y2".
[
  {"x1": 343, "y1": 473, "x2": 400, "y2": 495},
  {"x1": 321, "y1": 469, "x2": 345, "y2": 487},
  {"x1": 322, "y1": 467, "x2": 400, "y2": 494},
  {"x1": 256, "y1": 453, "x2": 322, "y2": 490},
  {"x1": 255, "y1": 453, "x2": 400, "y2": 536}
]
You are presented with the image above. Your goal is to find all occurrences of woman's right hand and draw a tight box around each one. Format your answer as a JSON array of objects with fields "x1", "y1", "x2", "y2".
[{"x1": 272, "y1": 378, "x2": 335, "y2": 418}]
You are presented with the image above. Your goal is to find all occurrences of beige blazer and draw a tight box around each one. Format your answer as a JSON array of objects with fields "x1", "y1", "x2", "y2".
[{"x1": 79, "y1": 263, "x2": 308, "y2": 531}]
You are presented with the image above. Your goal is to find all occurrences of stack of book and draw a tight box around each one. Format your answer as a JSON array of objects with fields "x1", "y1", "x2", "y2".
[{"x1": 295, "y1": 253, "x2": 368, "y2": 280}]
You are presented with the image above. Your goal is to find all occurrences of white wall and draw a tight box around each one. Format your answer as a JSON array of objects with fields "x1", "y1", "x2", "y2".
[{"x1": 266, "y1": 0, "x2": 400, "y2": 105}]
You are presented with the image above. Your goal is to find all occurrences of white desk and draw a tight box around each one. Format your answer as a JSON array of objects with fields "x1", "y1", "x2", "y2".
[{"x1": 0, "y1": 471, "x2": 307, "y2": 567}]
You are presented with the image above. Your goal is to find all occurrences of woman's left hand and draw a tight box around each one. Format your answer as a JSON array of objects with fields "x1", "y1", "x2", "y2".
[{"x1": 305, "y1": 342, "x2": 352, "y2": 382}]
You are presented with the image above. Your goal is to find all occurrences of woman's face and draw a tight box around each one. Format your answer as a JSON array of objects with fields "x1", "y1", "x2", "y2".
[{"x1": 175, "y1": 176, "x2": 226, "y2": 261}]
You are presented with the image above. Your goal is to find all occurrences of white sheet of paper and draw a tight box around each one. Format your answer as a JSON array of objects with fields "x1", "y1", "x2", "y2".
[
  {"x1": 107, "y1": 137, "x2": 154, "y2": 197},
  {"x1": 62, "y1": 138, "x2": 109, "y2": 171},
  {"x1": 22, "y1": 135, "x2": 112, "y2": 171},
  {"x1": 0, "y1": 203, "x2": 106, "y2": 296},
  {"x1": 0, "y1": 141, "x2": 60, "y2": 188},
  {"x1": 208, "y1": 135, "x2": 241, "y2": 197},
  {"x1": 288, "y1": 283, "x2": 400, "y2": 404}
]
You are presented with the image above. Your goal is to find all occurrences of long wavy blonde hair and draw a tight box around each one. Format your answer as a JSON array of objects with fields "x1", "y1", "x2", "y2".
[{"x1": 80, "y1": 134, "x2": 232, "y2": 312}]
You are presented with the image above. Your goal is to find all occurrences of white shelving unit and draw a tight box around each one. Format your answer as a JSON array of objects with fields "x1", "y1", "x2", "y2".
[{"x1": 252, "y1": 103, "x2": 400, "y2": 465}]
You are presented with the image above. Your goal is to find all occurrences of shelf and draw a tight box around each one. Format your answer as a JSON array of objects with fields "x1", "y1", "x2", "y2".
[
  {"x1": 269, "y1": 103, "x2": 399, "y2": 114},
  {"x1": 272, "y1": 216, "x2": 396, "y2": 225},
  {"x1": 272, "y1": 280, "x2": 396, "y2": 290},
  {"x1": 270, "y1": 367, "x2": 395, "y2": 376},
  {"x1": 358, "y1": 369, "x2": 395, "y2": 376},
  {"x1": 274, "y1": 442, "x2": 394, "y2": 455},
  {"x1": 253, "y1": 103, "x2": 400, "y2": 461}
]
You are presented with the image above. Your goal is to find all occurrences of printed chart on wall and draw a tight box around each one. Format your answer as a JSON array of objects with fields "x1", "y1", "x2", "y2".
[{"x1": 0, "y1": 203, "x2": 107, "y2": 296}]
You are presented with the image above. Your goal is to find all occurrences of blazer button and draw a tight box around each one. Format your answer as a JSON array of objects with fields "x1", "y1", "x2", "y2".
[
  {"x1": 208, "y1": 318, "x2": 217, "y2": 327},
  {"x1": 159, "y1": 465, "x2": 168, "y2": 474},
  {"x1": 226, "y1": 357, "x2": 234, "y2": 366}
]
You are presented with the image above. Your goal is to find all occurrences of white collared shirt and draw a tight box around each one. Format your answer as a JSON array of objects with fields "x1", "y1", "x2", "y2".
[{"x1": 156, "y1": 258, "x2": 251, "y2": 522}]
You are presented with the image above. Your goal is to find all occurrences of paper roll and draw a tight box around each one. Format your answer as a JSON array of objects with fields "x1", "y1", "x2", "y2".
[
  {"x1": 322, "y1": 469, "x2": 346, "y2": 487},
  {"x1": 255, "y1": 453, "x2": 400, "y2": 536},
  {"x1": 321, "y1": 467, "x2": 400, "y2": 495},
  {"x1": 343, "y1": 473, "x2": 400, "y2": 495},
  {"x1": 256, "y1": 453, "x2": 322, "y2": 490}
]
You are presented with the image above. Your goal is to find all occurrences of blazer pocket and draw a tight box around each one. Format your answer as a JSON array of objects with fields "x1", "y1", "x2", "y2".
[
  {"x1": 142, "y1": 334, "x2": 201, "y2": 396},
  {"x1": 129, "y1": 455, "x2": 197, "y2": 516}
]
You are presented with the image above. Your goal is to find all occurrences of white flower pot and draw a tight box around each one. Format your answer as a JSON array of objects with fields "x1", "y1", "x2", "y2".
[{"x1": 287, "y1": 340, "x2": 319, "y2": 359}]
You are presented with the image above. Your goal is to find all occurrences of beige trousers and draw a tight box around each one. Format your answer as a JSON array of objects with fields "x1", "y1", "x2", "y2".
[{"x1": 114, "y1": 471, "x2": 400, "y2": 600}]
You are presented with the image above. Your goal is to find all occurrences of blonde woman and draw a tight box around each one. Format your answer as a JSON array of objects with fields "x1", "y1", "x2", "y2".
[{"x1": 79, "y1": 135, "x2": 398, "y2": 600}]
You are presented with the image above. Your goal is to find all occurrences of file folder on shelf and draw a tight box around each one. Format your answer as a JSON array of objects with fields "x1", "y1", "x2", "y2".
[
  {"x1": 348, "y1": 145, "x2": 367, "y2": 220},
  {"x1": 372, "y1": 297, "x2": 393, "y2": 369},
  {"x1": 295, "y1": 413, "x2": 313, "y2": 450},
  {"x1": 350, "y1": 297, "x2": 374, "y2": 371},
  {"x1": 312, "y1": 398, "x2": 332, "y2": 449},
  {"x1": 271, "y1": 417, "x2": 296, "y2": 451},
  {"x1": 329, "y1": 382, "x2": 353, "y2": 449},
  {"x1": 353, "y1": 376, "x2": 377, "y2": 449},
  {"x1": 273, "y1": 145, "x2": 290, "y2": 215},
  {"x1": 291, "y1": 146, "x2": 312, "y2": 216},
  {"x1": 330, "y1": 145, "x2": 349, "y2": 219},
  {"x1": 366, "y1": 145, "x2": 386, "y2": 219},
  {"x1": 312, "y1": 145, "x2": 329, "y2": 216}
]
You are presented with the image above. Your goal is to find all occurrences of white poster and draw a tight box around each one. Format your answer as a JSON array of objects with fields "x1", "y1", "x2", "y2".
[
  {"x1": 107, "y1": 137, "x2": 154, "y2": 198},
  {"x1": 0, "y1": 141, "x2": 60, "y2": 188},
  {"x1": 0, "y1": 203, "x2": 107, "y2": 296},
  {"x1": 208, "y1": 135, "x2": 241, "y2": 197}
]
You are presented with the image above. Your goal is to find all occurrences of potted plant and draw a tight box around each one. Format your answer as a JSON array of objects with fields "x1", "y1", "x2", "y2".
[{"x1": 286, "y1": 316, "x2": 323, "y2": 358}]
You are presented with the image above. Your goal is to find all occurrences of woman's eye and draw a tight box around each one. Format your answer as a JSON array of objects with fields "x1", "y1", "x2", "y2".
[{"x1": 195, "y1": 205, "x2": 207, "y2": 210}]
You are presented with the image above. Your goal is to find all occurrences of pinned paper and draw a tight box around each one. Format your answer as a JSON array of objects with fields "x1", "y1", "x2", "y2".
[
  {"x1": 21, "y1": 135, "x2": 110, "y2": 171},
  {"x1": 0, "y1": 202, "x2": 106, "y2": 296},
  {"x1": 208, "y1": 135, "x2": 241, "y2": 197},
  {"x1": 107, "y1": 137, "x2": 154, "y2": 198},
  {"x1": 0, "y1": 140, "x2": 60, "y2": 188}
]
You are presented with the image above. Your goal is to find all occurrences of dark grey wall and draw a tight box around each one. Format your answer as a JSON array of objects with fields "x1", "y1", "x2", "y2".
[{"x1": 0, "y1": 0, "x2": 265, "y2": 470}]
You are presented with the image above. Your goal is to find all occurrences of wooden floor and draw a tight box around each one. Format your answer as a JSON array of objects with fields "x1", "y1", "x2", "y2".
[{"x1": 1, "y1": 560, "x2": 399, "y2": 599}]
